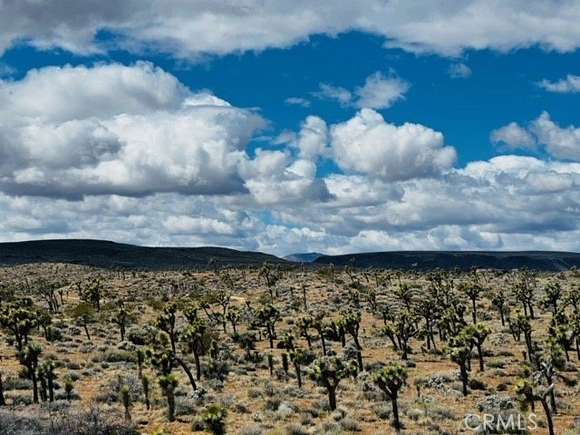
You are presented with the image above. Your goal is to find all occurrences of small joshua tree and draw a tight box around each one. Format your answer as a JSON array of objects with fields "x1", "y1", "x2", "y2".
[
  {"x1": 158, "y1": 373, "x2": 179, "y2": 422},
  {"x1": 393, "y1": 309, "x2": 418, "y2": 360},
  {"x1": 373, "y1": 363, "x2": 408, "y2": 431},
  {"x1": 37, "y1": 359, "x2": 57, "y2": 402},
  {"x1": 515, "y1": 378, "x2": 555, "y2": 435},
  {"x1": 465, "y1": 323, "x2": 491, "y2": 372},
  {"x1": 18, "y1": 342, "x2": 42, "y2": 403},
  {"x1": 63, "y1": 375, "x2": 75, "y2": 401},
  {"x1": 460, "y1": 282, "x2": 484, "y2": 324},
  {"x1": 448, "y1": 338, "x2": 471, "y2": 396},
  {"x1": 226, "y1": 306, "x2": 240, "y2": 334},
  {"x1": 0, "y1": 304, "x2": 37, "y2": 351},
  {"x1": 70, "y1": 302, "x2": 95, "y2": 341},
  {"x1": 255, "y1": 304, "x2": 280, "y2": 349},
  {"x1": 182, "y1": 318, "x2": 208, "y2": 380},
  {"x1": 309, "y1": 355, "x2": 355, "y2": 410},
  {"x1": 120, "y1": 385, "x2": 132, "y2": 421},
  {"x1": 542, "y1": 283, "x2": 562, "y2": 315},
  {"x1": 112, "y1": 305, "x2": 133, "y2": 342},
  {"x1": 339, "y1": 310, "x2": 363, "y2": 370},
  {"x1": 156, "y1": 303, "x2": 178, "y2": 353},
  {"x1": 491, "y1": 290, "x2": 507, "y2": 327},
  {"x1": 141, "y1": 374, "x2": 151, "y2": 410},
  {"x1": 201, "y1": 403, "x2": 228, "y2": 435},
  {"x1": 289, "y1": 348, "x2": 310, "y2": 388}
]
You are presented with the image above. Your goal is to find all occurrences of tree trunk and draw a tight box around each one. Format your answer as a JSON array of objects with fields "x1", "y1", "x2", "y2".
[
  {"x1": 528, "y1": 303, "x2": 535, "y2": 320},
  {"x1": 471, "y1": 299, "x2": 477, "y2": 324},
  {"x1": 328, "y1": 385, "x2": 337, "y2": 410},
  {"x1": 48, "y1": 376, "x2": 54, "y2": 402},
  {"x1": 0, "y1": 373, "x2": 5, "y2": 406},
  {"x1": 294, "y1": 363, "x2": 302, "y2": 388},
  {"x1": 193, "y1": 350, "x2": 201, "y2": 381},
  {"x1": 166, "y1": 389, "x2": 176, "y2": 422},
  {"x1": 476, "y1": 343, "x2": 484, "y2": 371},
  {"x1": 540, "y1": 398, "x2": 555, "y2": 435},
  {"x1": 460, "y1": 365, "x2": 468, "y2": 396},
  {"x1": 31, "y1": 370, "x2": 39, "y2": 404},
  {"x1": 175, "y1": 356, "x2": 197, "y2": 392},
  {"x1": 391, "y1": 396, "x2": 401, "y2": 431}
]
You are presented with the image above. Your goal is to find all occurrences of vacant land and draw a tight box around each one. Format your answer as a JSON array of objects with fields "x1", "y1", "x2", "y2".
[{"x1": 0, "y1": 263, "x2": 579, "y2": 434}]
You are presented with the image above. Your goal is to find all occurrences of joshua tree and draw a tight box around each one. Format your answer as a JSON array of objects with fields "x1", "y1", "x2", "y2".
[
  {"x1": 312, "y1": 313, "x2": 328, "y2": 356},
  {"x1": 515, "y1": 378, "x2": 555, "y2": 435},
  {"x1": 448, "y1": 339, "x2": 471, "y2": 396},
  {"x1": 392, "y1": 309, "x2": 418, "y2": 360},
  {"x1": 156, "y1": 303, "x2": 178, "y2": 353},
  {"x1": 491, "y1": 290, "x2": 507, "y2": 327},
  {"x1": 465, "y1": 323, "x2": 491, "y2": 371},
  {"x1": 255, "y1": 304, "x2": 280, "y2": 349},
  {"x1": 182, "y1": 318, "x2": 208, "y2": 380},
  {"x1": 226, "y1": 306, "x2": 240, "y2": 334},
  {"x1": 460, "y1": 282, "x2": 484, "y2": 324},
  {"x1": 415, "y1": 295, "x2": 440, "y2": 351},
  {"x1": 64, "y1": 375, "x2": 75, "y2": 401},
  {"x1": 18, "y1": 343, "x2": 42, "y2": 403},
  {"x1": 338, "y1": 310, "x2": 363, "y2": 370},
  {"x1": 289, "y1": 348, "x2": 310, "y2": 388},
  {"x1": 309, "y1": 355, "x2": 355, "y2": 410},
  {"x1": 158, "y1": 373, "x2": 178, "y2": 422},
  {"x1": 537, "y1": 360, "x2": 559, "y2": 414},
  {"x1": 0, "y1": 304, "x2": 37, "y2": 351},
  {"x1": 513, "y1": 312, "x2": 535, "y2": 364},
  {"x1": 296, "y1": 315, "x2": 313, "y2": 349},
  {"x1": 70, "y1": 302, "x2": 95, "y2": 341},
  {"x1": 141, "y1": 374, "x2": 151, "y2": 410},
  {"x1": 120, "y1": 385, "x2": 132, "y2": 421},
  {"x1": 150, "y1": 332, "x2": 197, "y2": 393},
  {"x1": 83, "y1": 278, "x2": 103, "y2": 312},
  {"x1": 111, "y1": 305, "x2": 133, "y2": 342},
  {"x1": 201, "y1": 403, "x2": 228, "y2": 435},
  {"x1": 259, "y1": 262, "x2": 281, "y2": 301},
  {"x1": 37, "y1": 359, "x2": 57, "y2": 402},
  {"x1": 513, "y1": 272, "x2": 536, "y2": 319},
  {"x1": 542, "y1": 283, "x2": 562, "y2": 315},
  {"x1": 372, "y1": 363, "x2": 408, "y2": 431}
]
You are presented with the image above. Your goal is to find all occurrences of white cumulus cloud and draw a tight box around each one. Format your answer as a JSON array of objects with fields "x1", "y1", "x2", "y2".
[
  {"x1": 330, "y1": 109, "x2": 457, "y2": 181},
  {"x1": 0, "y1": 62, "x2": 266, "y2": 198}
]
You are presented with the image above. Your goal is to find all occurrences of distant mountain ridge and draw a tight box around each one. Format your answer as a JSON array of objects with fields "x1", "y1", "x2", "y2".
[
  {"x1": 0, "y1": 239, "x2": 284, "y2": 269},
  {"x1": 0, "y1": 240, "x2": 578, "y2": 271},
  {"x1": 313, "y1": 251, "x2": 580, "y2": 272}
]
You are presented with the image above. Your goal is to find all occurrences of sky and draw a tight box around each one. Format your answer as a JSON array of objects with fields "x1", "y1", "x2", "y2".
[{"x1": 0, "y1": 0, "x2": 579, "y2": 256}]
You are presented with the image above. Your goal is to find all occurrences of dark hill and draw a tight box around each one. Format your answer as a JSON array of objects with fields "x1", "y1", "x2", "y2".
[
  {"x1": 313, "y1": 251, "x2": 580, "y2": 271},
  {"x1": 0, "y1": 239, "x2": 285, "y2": 269}
]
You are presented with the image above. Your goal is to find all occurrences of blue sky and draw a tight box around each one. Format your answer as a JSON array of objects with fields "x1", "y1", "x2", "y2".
[{"x1": 0, "y1": 1, "x2": 579, "y2": 254}]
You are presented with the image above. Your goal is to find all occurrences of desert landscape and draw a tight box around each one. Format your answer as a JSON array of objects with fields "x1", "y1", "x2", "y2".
[
  {"x1": 1, "y1": 257, "x2": 579, "y2": 434},
  {"x1": 1, "y1": 2, "x2": 580, "y2": 434}
]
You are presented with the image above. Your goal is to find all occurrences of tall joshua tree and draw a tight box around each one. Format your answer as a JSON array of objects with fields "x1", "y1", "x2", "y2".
[
  {"x1": 309, "y1": 355, "x2": 355, "y2": 410},
  {"x1": 515, "y1": 379, "x2": 555, "y2": 435},
  {"x1": 338, "y1": 310, "x2": 363, "y2": 370},
  {"x1": 373, "y1": 363, "x2": 408, "y2": 431},
  {"x1": 18, "y1": 343, "x2": 42, "y2": 403}
]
